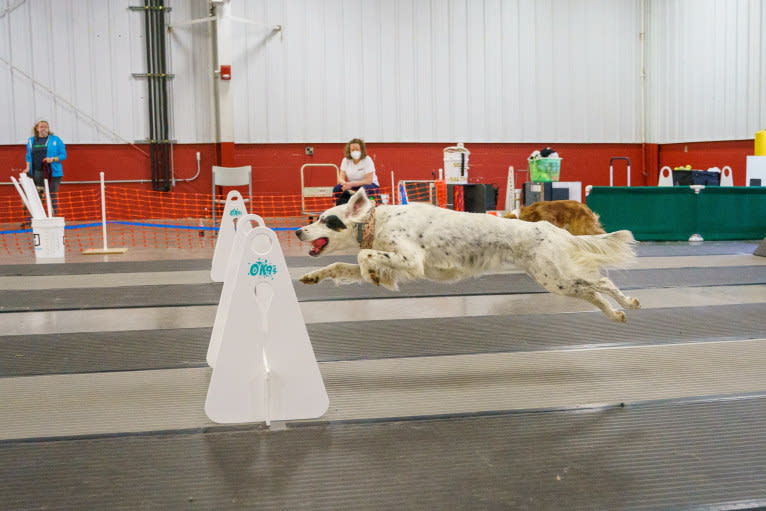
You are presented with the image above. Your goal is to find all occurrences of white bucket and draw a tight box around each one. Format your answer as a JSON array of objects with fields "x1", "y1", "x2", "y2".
[
  {"x1": 32, "y1": 217, "x2": 66, "y2": 260},
  {"x1": 443, "y1": 142, "x2": 470, "y2": 184}
]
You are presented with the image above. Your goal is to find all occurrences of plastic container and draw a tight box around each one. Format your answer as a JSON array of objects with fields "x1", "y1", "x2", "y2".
[
  {"x1": 673, "y1": 169, "x2": 720, "y2": 186},
  {"x1": 756, "y1": 130, "x2": 766, "y2": 156},
  {"x1": 31, "y1": 217, "x2": 65, "y2": 260},
  {"x1": 528, "y1": 157, "x2": 561, "y2": 182},
  {"x1": 443, "y1": 143, "x2": 470, "y2": 184}
]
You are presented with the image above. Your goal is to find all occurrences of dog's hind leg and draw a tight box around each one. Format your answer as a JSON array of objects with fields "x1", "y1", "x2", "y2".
[
  {"x1": 300, "y1": 262, "x2": 362, "y2": 285},
  {"x1": 539, "y1": 275, "x2": 632, "y2": 322},
  {"x1": 594, "y1": 277, "x2": 641, "y2": 310},
  {"x1": 569, "y1": 286, "x2": 628, "y2": 323}
]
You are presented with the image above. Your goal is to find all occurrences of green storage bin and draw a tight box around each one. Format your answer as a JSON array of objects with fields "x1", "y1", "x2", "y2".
[{"x1": 528, "y1": 158, "x2": 561, "y2": 182}]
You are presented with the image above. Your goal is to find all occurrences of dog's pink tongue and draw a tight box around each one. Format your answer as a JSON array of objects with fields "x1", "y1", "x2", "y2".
[{"x1": 309, "y1": 237, "x2": 328, "y2": 256}]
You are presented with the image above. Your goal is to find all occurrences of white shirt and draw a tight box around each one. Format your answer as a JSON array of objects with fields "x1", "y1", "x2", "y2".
[{"x1": 340, "y1": 155, "x2": 379, "y2": 186}]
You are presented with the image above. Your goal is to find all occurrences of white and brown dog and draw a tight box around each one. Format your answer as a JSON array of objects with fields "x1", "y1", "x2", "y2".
[{"x1": 296, "y1": 188, "x2": 640, "y2": 322}]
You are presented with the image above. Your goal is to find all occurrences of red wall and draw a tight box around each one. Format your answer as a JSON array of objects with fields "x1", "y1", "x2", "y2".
[
  {"x1": 1, "y1": 139, "x2": 754, "y2": 209},
  {"x1": 658, "y1": 140, "x2": 753, "y2": 181}
]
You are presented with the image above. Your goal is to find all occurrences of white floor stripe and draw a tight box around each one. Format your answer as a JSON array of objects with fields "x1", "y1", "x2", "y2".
[
  {"x1": 300, "y1": 285, "x2": 766, "y2": 325},
  {"x1": 1, "y1": 254, "x2": 764, "y2": 290},
  {"x1": 3, "y1": 338, "x2": 766, "y2": 441},
  {"x1": 0, "y1": 270, "x2": 213, "y2": 290},
  {"x1": 0, "y1": 306, "x2": 217, "y2": 336},
  {"x1": 1, "y1": 285, "x2": 764, "y2": 336}
]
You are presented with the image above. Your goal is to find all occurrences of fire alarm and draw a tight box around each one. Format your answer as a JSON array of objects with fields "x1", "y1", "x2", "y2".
[{"x1": 220, "y1": 65, "x2": 231, "y2": 80}]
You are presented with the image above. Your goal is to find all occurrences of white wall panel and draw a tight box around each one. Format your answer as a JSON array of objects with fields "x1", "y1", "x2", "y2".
[
  {"x1": 223, "y1": 0, "x2": 641, "y2": 143},
  {"x1": 167, "y1": 0, "x2": 214, "y2": 143},
  {"x1": 2, "y1": 0, "x2": 34, "y2": 142},
  {"x1": 646, "y1": 0, "x2": 766, "y2": 142},
  {"x1": 498, "y1": 0, "x2": 521, "y2": 141},
  {"x1": 282, "y1": 1, "x2": 308, "y2": 141},
  {"x1": 0, "y1": 0, "x2": 151, "y2": 144},
  {"x1": 1, "y1": 0, "x2": 763, "y2": 146},
  {"x1": 482, "y1": 0, "x2": 503, "y2": 139},
  {"x1": 72, "y1": 1, "x2": 96, "y2": 141},
  {"x1": 238, "y1": 0, "x2": 264, "y2": 141},
  {"x1": 430, "y1": 0, "x2": 451, "y2": 141},
  {"x1": 448, "y1": 0, "x2": 469, "y2": 141},
  {"x1": 227, "y1": 0, "x2": 285, "y2": 142},
  {"x1": 0, "y1": 0, "x2": 644, "y2": 145},
  {"x1": 321, "y1": 0, "x2": 345, "y2": 139},
  {"x1": 340, "y1": 0, "x2": 363, "y2": 139}
]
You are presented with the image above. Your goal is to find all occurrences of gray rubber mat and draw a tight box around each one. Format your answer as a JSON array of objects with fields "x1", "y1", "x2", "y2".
[
  {"x1": 0, "y1": 283, "x2": 223, "y2": 312},
  {"x1": 0, "y1": 255, "x2": 357, "y2": 277},
  {"x1": 636, "y1": 240, "x2": 759, "y2": 256},
  {"x1": 2, "y1": 396, "x2": 765, "y2": 510},
  {"x1": 3, "y1": 304, "x2": 764, "y2": 377},
  {"x1": 0, "y1": 242, "x2": 756, "y2": 277},
  {"x1": 0, "y1": 259, "x2": 212, "y2": 276},
  {"x1": 307, "y1": 302, "x2": 766, "y2": 361},
  {"x1": 2, "y1": 265, "x2": 765, "y2": 312},
  {"x1": 295, "y1": 265, "x2": 766, "y2": 301},
  {"x1": 0, "y1": 328, "x2": 211, "y2": 376}
]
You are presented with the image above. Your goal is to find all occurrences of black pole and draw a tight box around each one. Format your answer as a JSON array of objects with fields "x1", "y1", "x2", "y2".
[
  {"x1": 143, "y1": 0, "x2": 155, "y2": 190},
  {"x1": 153, "y1": 0, "x2": 164, "y2": 190},
  {"x1": 157, "y1": 0, "x2": 171, "y2": 189},
  {"x1": 151, "y1": 0, "x2": 161, "y2": 190},
  {"x1": 143, "y1": 0, "x2": 171, "y2": 191}
]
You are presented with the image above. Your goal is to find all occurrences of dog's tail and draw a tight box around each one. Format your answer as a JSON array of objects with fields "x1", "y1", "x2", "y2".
[{"x1": 566, "y1": 229, "x2": 637, "y2": 273}]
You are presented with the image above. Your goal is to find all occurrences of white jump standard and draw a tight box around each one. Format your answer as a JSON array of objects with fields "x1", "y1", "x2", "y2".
[{"x1": 205, "y1": 223, "x2": 329, "y2": 426}]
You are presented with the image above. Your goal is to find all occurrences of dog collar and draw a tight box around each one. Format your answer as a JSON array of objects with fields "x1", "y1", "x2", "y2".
[{"x1": 356, "y1": 208, "x2": 376, "y2": 249}]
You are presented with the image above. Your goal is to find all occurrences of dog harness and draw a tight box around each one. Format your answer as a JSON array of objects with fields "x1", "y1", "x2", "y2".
[{"x1": 356, "y1": 208, "x2": 376, "y2": 249}]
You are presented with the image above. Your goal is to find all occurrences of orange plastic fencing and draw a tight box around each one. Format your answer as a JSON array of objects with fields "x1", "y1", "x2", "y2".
[{"x1": 0, "y1": 184, "x2": 444, "y2": 257}]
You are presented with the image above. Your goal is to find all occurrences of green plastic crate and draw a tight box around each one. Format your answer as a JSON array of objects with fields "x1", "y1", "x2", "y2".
[{"x1": 528, "y1": 158, "x2": 561, "y2": 182}]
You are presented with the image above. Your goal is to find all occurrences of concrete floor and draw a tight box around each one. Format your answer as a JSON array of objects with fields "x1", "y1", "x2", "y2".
[{"x1": 2, "y1": 230, "x2": 766, "y2": 509}]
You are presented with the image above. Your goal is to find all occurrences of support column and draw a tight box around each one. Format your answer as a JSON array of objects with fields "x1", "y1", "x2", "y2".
[
  {"x1": 644, "y1": 143, "x2": 660, "y2": 186},
  {"x1": 213, "y1": 0, "x2": 235, "y2": 167}
]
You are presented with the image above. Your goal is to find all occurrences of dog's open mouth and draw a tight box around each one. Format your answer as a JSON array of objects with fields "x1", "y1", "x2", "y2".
[{"x1": 309, "y1": 237, "x2": 329, "y2": 257}]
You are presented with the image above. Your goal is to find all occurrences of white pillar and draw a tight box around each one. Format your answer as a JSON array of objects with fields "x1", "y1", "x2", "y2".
[{"x1": 214, "y1": 0, "x2": 235, "y2": 145}]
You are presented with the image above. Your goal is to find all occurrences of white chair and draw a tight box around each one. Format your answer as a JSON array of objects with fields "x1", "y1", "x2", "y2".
[
  {"x1": 657, "y1": 166, "x2": 674, "y2": 186},
  {"x1": 720, "y1": 166, "x2": 734, "y2": 186},
  {"x1": 212, "y1": 165, "x2": 252, "y2": 225},
  {"x1": 300, "y1": 163, "x2": 340, "y2": 217}
]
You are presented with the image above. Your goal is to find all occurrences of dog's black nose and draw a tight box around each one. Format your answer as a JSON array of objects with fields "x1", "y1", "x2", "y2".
[{"x1": 295, "y1": 229, "x2": 303, "y2": 240}]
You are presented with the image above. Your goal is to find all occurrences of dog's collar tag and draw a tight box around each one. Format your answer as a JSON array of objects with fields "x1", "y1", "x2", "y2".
[{"x1": 356, "y1": 208, "x2": 376, "y2": 249}]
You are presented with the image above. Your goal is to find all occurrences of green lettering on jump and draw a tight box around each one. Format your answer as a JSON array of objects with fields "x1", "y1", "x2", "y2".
[{"x1": 248, "y1": 259, "x2": 277, "y2": 280}]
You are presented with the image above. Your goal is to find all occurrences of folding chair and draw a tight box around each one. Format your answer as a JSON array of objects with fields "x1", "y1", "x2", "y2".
[
  {"x1": 212, "y1": 165, "x2": 252, "y2": 226},
  {"x1": 300, "y1": 163, "x2": 340, "y2": 218}
]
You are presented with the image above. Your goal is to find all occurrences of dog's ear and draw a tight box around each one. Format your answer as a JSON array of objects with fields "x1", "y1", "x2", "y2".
[{"x1": 345, "y1": 188, "x2": 373, "y2": 222}]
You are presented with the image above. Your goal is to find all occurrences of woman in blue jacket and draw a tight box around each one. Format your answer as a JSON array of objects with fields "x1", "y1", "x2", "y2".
[{"x1": 24, "y1": 120, "x2": 66, "y2": 215}]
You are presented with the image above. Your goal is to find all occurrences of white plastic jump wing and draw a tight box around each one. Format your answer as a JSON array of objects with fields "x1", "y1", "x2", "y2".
[
  {"x1": 204, "y1": 226, "x2": 329, "y2": 425},
  {"x1": 208, "y1": 213, "x2": 266, "y2": 367},
  {"x1": 211, "y1": 190, "x2": 249, "y2": 282}
]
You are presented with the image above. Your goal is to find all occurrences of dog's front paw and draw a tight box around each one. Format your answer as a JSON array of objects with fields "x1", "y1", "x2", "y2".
[
  {"x1": 626, "y1": 297, "x2": 641, "y2": 309},
  {"x1": 299, "y1": 271, "x2": 324, "y2": 285}
]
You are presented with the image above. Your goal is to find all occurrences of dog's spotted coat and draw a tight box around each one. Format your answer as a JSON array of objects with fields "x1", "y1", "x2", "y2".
[{"x1": 296, "y1": 189, "x2": 640, "y2": 322}]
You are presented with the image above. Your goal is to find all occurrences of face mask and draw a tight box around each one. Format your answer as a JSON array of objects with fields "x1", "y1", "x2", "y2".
[{"x1": 350, "y1": 150, "x2": 362, "y2": 160}]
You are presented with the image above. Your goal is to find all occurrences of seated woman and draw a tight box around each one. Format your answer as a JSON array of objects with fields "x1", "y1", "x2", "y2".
[{"x1": 334, "y1": 138, "x2": 380, "y2": 205}]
